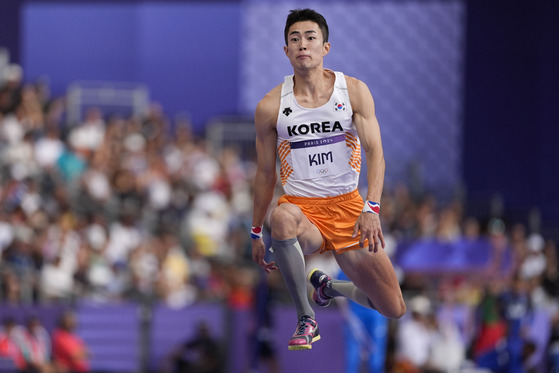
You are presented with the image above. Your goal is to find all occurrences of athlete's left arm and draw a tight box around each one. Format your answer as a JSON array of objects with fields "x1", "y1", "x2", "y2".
[{"x1": 347, "y1": 76, "x2": 386, "y2": 252}]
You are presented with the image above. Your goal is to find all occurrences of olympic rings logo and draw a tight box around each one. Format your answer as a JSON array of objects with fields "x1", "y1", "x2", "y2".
[{"x1": 316, "y1": 168, "x2": 329, "y2": 175}]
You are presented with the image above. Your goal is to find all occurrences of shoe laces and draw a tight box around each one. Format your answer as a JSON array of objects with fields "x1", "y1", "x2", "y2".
[{"x1": 296, "y1": 316, "x2": 314, "y2": 335}]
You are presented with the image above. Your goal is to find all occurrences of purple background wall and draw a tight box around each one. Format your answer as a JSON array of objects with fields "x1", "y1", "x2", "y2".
[
  {"x1": 0, "y1": 302, "x2": 344, "y2": 373},
  {"x1": 21, "y1": 1, "x2": 241, "y2": 130}
]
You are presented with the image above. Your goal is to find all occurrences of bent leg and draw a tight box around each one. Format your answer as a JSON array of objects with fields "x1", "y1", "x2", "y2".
[
  {"x1": 332, "y1": 248, "x2": 405, "y2": 319},
  {"x1": 270, "y1": 203, "x2": 323, "y2": 320}
]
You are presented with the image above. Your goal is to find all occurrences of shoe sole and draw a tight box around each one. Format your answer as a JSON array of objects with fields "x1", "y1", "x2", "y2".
[{"x1": 288, "y1": 334, "x2": 321, "y2": 350}]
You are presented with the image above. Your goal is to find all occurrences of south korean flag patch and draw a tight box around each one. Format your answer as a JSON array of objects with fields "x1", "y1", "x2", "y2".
[{"x1": 334, "y1": 102, "x2": 346, "y2": 111}]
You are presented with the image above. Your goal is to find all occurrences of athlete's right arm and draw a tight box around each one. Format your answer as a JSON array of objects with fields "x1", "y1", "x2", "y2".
[{"x1": 252, "y1": 87, "x2": 281, "y2": 273}]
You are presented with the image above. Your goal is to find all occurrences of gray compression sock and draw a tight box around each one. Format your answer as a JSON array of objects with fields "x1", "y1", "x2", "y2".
[
  {"x1": 272, "y1": 238, "x2": 315, "y2": 320},
  {"x1": 324, "y1": 280, "x2": 376, "y2": 310}
]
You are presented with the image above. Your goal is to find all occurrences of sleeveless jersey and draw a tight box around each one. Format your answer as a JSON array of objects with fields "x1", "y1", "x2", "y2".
[{"x1": 276, "y1": 71, "x2": 361, "y2": 197}]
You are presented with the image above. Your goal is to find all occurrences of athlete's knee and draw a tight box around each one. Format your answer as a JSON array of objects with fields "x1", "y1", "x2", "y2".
[
  {"x1": 270, "y1": 205, "x2": 299, "y2": 238},
  {"x1": 384, "y1": 298, "x2": 406, "y2": 319}
]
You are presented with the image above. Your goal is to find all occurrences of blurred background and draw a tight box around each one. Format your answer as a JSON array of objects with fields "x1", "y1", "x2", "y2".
[{"x1": 0, "y1": 0, "x2": 558, "y2": 372}]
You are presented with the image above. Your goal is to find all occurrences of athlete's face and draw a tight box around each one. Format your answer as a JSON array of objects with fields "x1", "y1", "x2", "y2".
[{"x1": 284, "y1": 21, "x2": 330, "y2": 71}]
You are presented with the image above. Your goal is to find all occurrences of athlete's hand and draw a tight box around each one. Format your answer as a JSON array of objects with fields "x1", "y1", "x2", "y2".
[
  {"x1": 252, "y1": 238, "x2": 278, "y2": 273},
  {"x1": 353, "y1": 212, "x2": 385, "y2": 253}
]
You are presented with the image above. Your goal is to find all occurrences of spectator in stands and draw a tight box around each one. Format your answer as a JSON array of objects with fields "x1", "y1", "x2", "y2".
[
  {"x1": 33, "y1": 126, "x2": 64, "y2": 171},
  {"x1": 186, "y1": 189, "x2": 232, "y2": 259},
  {"x1": 186, "y1": 244, "x2": 212, "y2": 300},
  {"x1": 225, "y1": 264, "x2": 257, "y2": 311},
  {"x1": 79, "y1": 156, "x2": 112, "y2": 211},
  {"x1": 518, "y1": 233, "x2": 546, "y2": 282},
  {"x1": 166, "y1": 320, "x2": 224, "y2": 373},
  {"x1": 22, "y1": 316, "x2": 53, "y2": 373},
  {"x1": 0, "y1": 100, "x2": 26, "y2": 146},
  {"x1": 435, "y1": 201, "x2": 463, "y2": 243},
  {"x1": 54, "y1": 142, "x2": 87, "y2": 184},
  {"x1": 4, "y1": 131, "x2": 37, "y2": 182},
  {"x1": 0, "y1": 317, "x2": 27, "y2": 372},
  {"x1": 68, "y1": 107, "x2": 105, "y2": 158},
  {"x1": 19, "y1": 83, "x2": 45, "y2": 132},
  {"x1": 156, "y1": 233, "x2": 196, "y2": 308},
  {"x1": 1, "y1": 220, "x2": 37, "y2": 304},
  {"x1": 470, "y1": 281, "x2": 508, "y2": 372},
  {"x1": 0, "y1": 267, "x2": 21, "y2": 304},
  {"x1": 500, "y1": 275, "x2": 535, "y2": 373},
  {"x1": 52, "y1": 311, "x2": 90, "y2": 373},
  {"x1": 427, "y1": 311, "x2": 466, "y2": 373},
  {"x1": 128, "y1": 237, "x2": 160, "y2": 297},
  {"x1": 509, "y1": 224, "x2": 530, "y2": 277},
  {"x1": 82, "y1": 221, "x2": 116, "y2": 301},
  {"x1": 487, "y1": 218, "x2": 516, "y2": 281},
  {"x1": 104, "y1": 210, "x2": 142, "y2": 267},
  {"x1": 415, "y1": 195, "x2": 438, "y2": 239},
  {"x1": 0, "y1": 208, "x2": 15, "y2": 255},
  {"x1": 388, "y1": 183, "x2": 417, "y2": 240},
  {"x1": 40, "y1": 255, "x2": 74, "y2": 303},
  {"x1": 394, "y1": 295, "x2": 436, "y2": 372},
  {"x1": 0, "y1": 64, "x2": 23, "y2": 115}
]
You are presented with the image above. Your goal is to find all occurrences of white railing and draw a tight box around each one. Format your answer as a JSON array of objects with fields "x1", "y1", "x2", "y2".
[
  {"x1": 66, "y1": 80, "x2": 149, "y2": 126},
  {"x1": 205, "y1": 116, "x2": 256, "y2": 161}
]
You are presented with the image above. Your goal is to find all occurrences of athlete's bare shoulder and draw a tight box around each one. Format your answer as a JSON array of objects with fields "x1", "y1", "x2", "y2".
[
  {"x1": 255, "y1": 84, "x2": 283, "y2": 128},
  {"x1": 344, "y1": 74, "x2": 369, "y2": 94},
  {"x1": 343, "y1": 74, "x2": 374, "y2": 113}
]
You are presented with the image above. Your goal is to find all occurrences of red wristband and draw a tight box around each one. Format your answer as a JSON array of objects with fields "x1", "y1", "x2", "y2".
[{"x1": 250, "y1": 225, "x2": 263, "y2": 239}]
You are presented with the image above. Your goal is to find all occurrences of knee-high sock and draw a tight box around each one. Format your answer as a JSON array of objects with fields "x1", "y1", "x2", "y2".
[
  {"x1": 272, "y1": 238, "x2": 315, "y2": 320},
  {"x1": 324, "y1": 280, "x2": 376, "y2": 310}
]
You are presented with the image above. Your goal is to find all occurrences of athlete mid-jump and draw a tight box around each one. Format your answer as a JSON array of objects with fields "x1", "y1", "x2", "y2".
[{"x1": 251, "y1": 8, "x2": 406, "y2": 350}]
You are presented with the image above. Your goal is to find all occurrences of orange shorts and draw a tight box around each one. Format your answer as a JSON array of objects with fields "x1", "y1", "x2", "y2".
[{"x1": 277, "y1": 189, "x2": 366, "y2": 253}]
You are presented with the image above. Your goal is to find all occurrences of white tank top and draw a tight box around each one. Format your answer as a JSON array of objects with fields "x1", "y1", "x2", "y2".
[{"x1": 276, "y1": 71, "x2": 361, "y2": 197}]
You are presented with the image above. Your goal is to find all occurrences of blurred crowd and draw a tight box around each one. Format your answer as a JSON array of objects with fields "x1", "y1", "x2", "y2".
[
  {"x1": 0, "y1": 65, "x2": 257, "y2": 309},
  {"x1": 385, "y1": 222, "x2": 559, "y2": 373},
  {"x1": 1, "y1": 64, "x2": 558, "y2": 373},
  {"x1": 0, "y1": 310, "x2": 89, "y2": 373}
]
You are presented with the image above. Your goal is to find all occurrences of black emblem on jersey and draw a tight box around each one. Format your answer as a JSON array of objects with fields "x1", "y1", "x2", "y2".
[{"x1": 283, "y1": 107, "x2": 292, "y2": 116}]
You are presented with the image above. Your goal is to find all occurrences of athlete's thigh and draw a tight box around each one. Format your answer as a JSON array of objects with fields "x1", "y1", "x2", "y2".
[
  {"x1": 270, "y1": 202, "x2": 323, "y2": 255},
  {"x1": 297, "y1": 215, "x2": 324, "y2": 255},
  {"x1": 334, "y1": 247, "x2": 400, "y2": 299},
  {"x1": 335, "y1": 248, "x2": 405, "y2": 319}
]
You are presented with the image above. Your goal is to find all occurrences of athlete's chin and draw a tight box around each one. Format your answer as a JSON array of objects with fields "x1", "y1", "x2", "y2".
[{"x1": 292, "y1": 63, "x2": 317, "y2": 72}]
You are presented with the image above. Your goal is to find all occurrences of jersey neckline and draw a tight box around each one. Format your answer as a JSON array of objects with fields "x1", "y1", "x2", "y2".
[{"x1": 289, "y1": 69, "x2": 338, "y2": 111}]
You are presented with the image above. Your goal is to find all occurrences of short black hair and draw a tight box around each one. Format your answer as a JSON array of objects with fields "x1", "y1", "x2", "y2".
[{"x1": 284, "y1": 8, "x2": 329, "y2": 45}]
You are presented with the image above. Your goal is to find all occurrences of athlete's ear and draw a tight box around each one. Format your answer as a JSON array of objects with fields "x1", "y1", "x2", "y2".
[{"x1": 323, "y1": 42, "x2": 331, "y2": 56}]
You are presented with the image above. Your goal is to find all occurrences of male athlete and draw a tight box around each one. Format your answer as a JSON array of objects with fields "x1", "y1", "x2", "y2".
[{"x1": 251, "y1": 8, "x2": 406, "y2": 350}]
